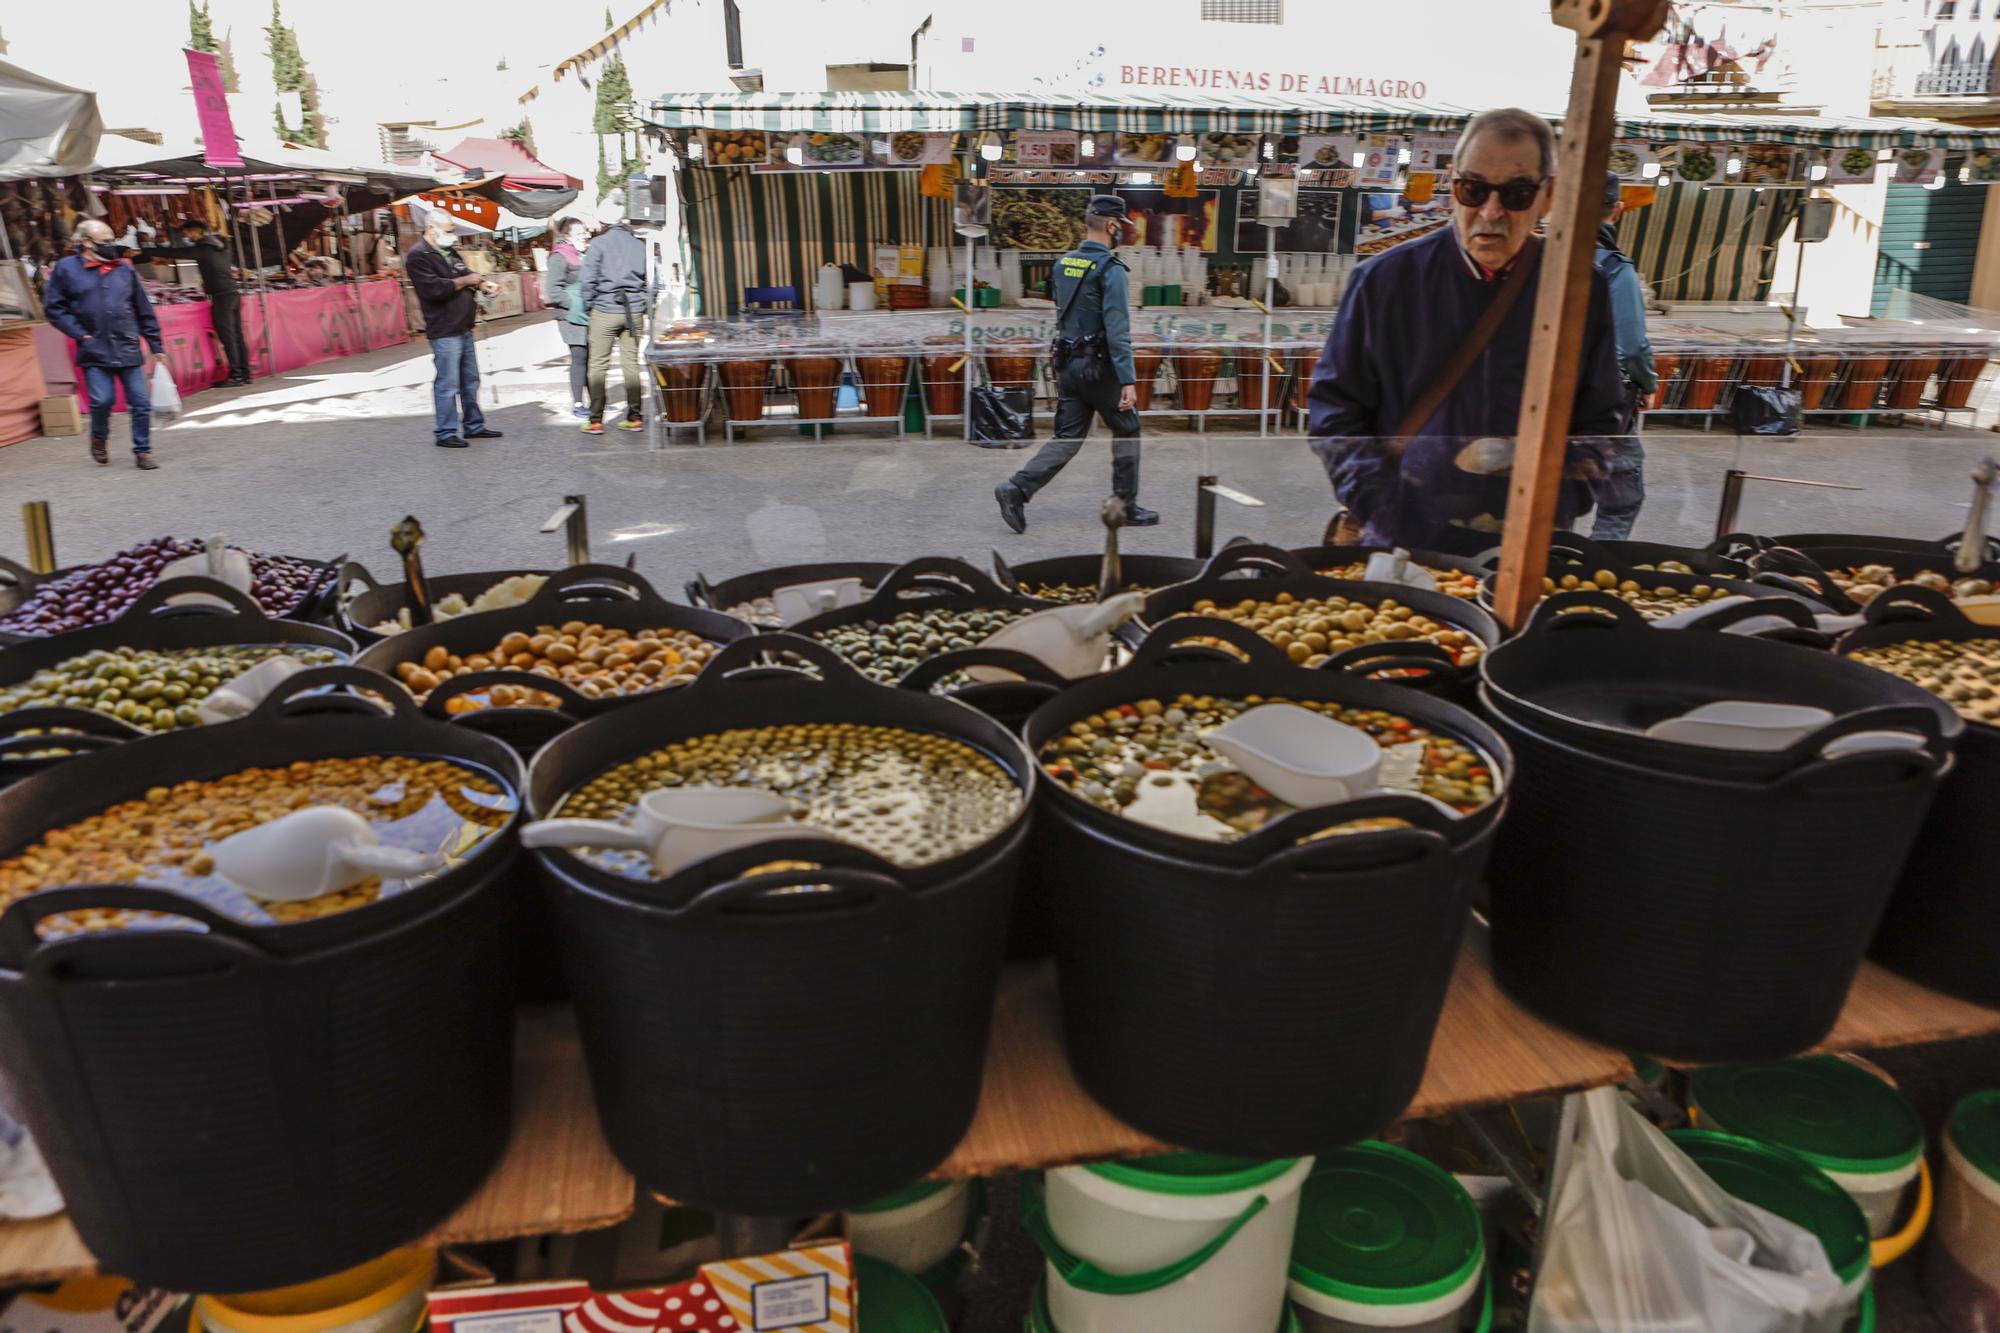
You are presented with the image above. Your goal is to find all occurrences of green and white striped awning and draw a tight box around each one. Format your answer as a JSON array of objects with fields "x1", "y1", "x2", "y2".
[{"x1": 646, "y1": 91, "x2": 2000, "y2": 152}]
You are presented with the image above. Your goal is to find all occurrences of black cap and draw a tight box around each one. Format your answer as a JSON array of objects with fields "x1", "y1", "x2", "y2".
[
  {"x1": 1604, "y1": 171, "x2": 1623, "y2": 206},
  {"x1": 1087, "y1": 195, "x2": 1128, "y2": 219}
]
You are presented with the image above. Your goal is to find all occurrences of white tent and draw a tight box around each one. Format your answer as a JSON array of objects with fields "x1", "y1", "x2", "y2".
[{"x1": 0, "y1": 59, "x2": 101, "y2": 180}]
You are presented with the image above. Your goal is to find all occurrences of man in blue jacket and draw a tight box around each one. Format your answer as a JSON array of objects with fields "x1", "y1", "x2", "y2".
[
  {"x1": 1307, "y1": 109, "x2": 1624, "y2": 553},
  {"x1": 43, "y1": 220, "x2": 166, "y2": 469}
]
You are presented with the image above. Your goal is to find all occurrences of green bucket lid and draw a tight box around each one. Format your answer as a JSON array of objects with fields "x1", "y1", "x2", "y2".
[
  {"x1": 1669, "y1": 1130, "x2": 1873, "y2": 1283},
  {"x1": 1689, "y1": 1057, "x2": 1923, "y2": 1176},
  {"x1": 1287, "y1": 1142, "x2": 1484, "y2": 1307},
  {"x1": 1948, "y1": 1090, "x2": 2000, "y2": 1187},
  {"x1": 848, "y1": 1178, "x2": 954, "y2": 1215},
  {"x1": 855, "y1": 1255, "x2": 948, "y2": 1333},
  {"x1": 1025, "y1": 1283, "x2": 1299, "y2": 1333},
  {"x1": 1086, "y1": 1153, "x2": 1301, "y2": 1197}
]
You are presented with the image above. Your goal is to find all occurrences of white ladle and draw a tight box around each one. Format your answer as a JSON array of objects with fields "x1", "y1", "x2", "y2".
[
  {"x1": 208, "y1": 806, "x2": 449, "y2": 903},
  {"x1": 965, "y1": 592, "x2": 1145, "y2": 682},
  {"x1": 1207, "y1": 703, "x2": 1384, "y2": 808},
  {"x1": 772, "y1": 577, "x2": 867, "y2": 626},
  {"x1": 1361, "y1": 548, "x2": 1440, "y2": 592},
  {"x1": 194, "y1": 654, "x2": 308, "y2": 724},
  {"x1": 159, "y1": 534, "x2": 255, "y2": 608},
  {"x1": 1644, "y1": 701, "x2": 1927, "y2": 756},
  {"x1": 520, "y1": 786, "x2": 804, "y2": 876}
]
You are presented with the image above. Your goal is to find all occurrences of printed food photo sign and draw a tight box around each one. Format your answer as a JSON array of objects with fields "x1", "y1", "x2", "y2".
[
  {"x1": 1605, "y1": 141, "x2": 1651, "y2": 182},
  {"x1": 1113, "y1": 132, "x2": 1175, "y2": 167},
  {"x1": 1297, "y1": 134, "x2": 1356, "y2": 173},
  {"x1": 1199, "y1": 132, "x2": 1261, "y2": 167},
  {"x1": 1811, "y1": 145, "x2": 1880, "y2": 185},
  {"x1": 1013, "y1": 130, "x2": 1080, "y2": 166},
  {"x1": 1354, "y1": 134, "x2": 1404, "y2": 190},
  {"x1": 1894, "y1": 146, "x2": 1942, "y2": 185},
  {"x1": 1739, "y1": 144, "x2": 1796, "y2": 187},
  {"x1": 1408, "y1": 134, "x2": 1458, "y2": 179},
  {"x1": 700, "y1": 130, "x2": 767, "y2": 167},
  {"x1": 871, "y1": 131, "x2": 951, "y2": 167},
  {"x1": 1668, "y1": 142, "x2": 1725, "y2": 185},
  {"x1": 1968, "y1": 148, "x2": 2000, "y2": 183},
  {"x1": 782, "y1": 131, "x2": 868, "y2": 169}
]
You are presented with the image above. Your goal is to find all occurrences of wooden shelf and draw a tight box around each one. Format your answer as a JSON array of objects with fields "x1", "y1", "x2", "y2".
[{"x1": 4, "y1": 949, "x2": 1995, "y2": 1287}]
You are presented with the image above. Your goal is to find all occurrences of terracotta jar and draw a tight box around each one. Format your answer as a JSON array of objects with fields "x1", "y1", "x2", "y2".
[
  {"x1": 1836, "y1": 356, "x2": 1892, "y2": 411},
  {"x1": 1132, "y1": 346, "x2": 1164, "y2": 410},
  {"x1": 1649, "y1": 353, "x2": 1681, "y2": 409},
  {"x1": 1678, "y1": 355, "x2": 1735, "y2": 411},
  {"x1": 1175, "y1": 347, "x2": 1225, "y2": 411},
  {"x1": 855, "y1": 355, "x2": 912, "y2": 418},
  {"x1": 652, "y1": 361, "x2": 708, "y2": 423},
  {"x1": 921, "y1": 351, "x2": 965, "y2": 417},
  {"x1": 1884, "y1": 356, "x2": 1941, "y2": 410},
  {"x1": 1796, "y1": 355, "x2": 1841, "y2": 412},
  {"x1": 1939, "y1": 352, "x2": 1990, "y2": 409},
  {"x1": 984, "y1": 344, "x2": 1039, "y2": 392},
  {"x1": 1290, "y1": 349, "x2": 1321, "y2": 409},
  {"x1": 719, "y1": 358, "x2": 772, "y2": 421},
  {"x1": 1236, "y1": 352, "x2": 1280, "y2": 410},
  {"x1": 1737, "y1": 355, "x2": 1785, "y2": 387},
  {"x1": 790, "y1": 355, "x2": 845, "y2": 420}
]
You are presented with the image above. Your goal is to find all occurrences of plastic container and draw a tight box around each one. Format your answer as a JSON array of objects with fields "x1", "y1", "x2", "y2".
[
  {"x1": 1937, "y1": 351, "x2": 1988, "y2": 409},
  {"x1": 1836, "y1": 356, "x2": 1890, "y2": 411},
  {"x1": 1237, "y1": 353, "x2": 1280, "y2": 410},
  {"x1": 1884, "y1": 356, "x2": 1940, "y2": 410},
  {"x1": 1927, "y1": 1091, "x2": 2000, "y2": 1330},
  {"x1": 1288, "y1": 1143, "x2": 1484, "y2": 1333},
  {"x1": 1797, "y1": 355, "x2": 1842, "y2": 411},
  {"x1": 1174, "y1": 348, "x2": 1224, "y2": 411},
  {"x1": 335, "y1": 563, "x2": 552, "y2": 648},
  {"x1": 855, "y1": 1253, "x2": 950, "y2": 1332},
  {"x1": 718, "y1": 357, "x2": 771, "y2": 420},
  {"x1": 1133, "y1": 347, "x2": 1164, "y2": 410},
  {"x1": 652, "y1": 361, "x2": 707, "y2": 422},
  {"x1": 985, "y1": 345, "x2": 1039, "y2": 393},
  {"x1": 1689, "y1": 1058, "x2": 1925, "y2": 1239},
  {"x1": 0, "y1": 667, "x2": 524, "y2": 1291},
  {"x1": 1679, "y1": 355, "x2": 1733, "y2": 410},
  {"x1": 846, "y1": 1179, "x2": 974, "y2": 1276},
  {"x1": 194, "y1": 1249, "x2": 434, "y2": 1333},
  {"x1": 1291, "y1": 350, "x2": 1321, "y2": 409},
  {"x1": 684, "y1": 561, "x2": 902, "y2": 630},
  {"x1": 1649, "y1": 353, "x2": 1681, "y2": 409},
  {"x1": 1025, "y1": 1283, "x2": 1302, "y2": 1333},
  {"x1": 856, "y1": 356, "x2": 912, "y2": 418},
  {"x1": 1669, "y1": 1130, "x2": 1874, "y2": 1328},
  {"x1": 1022, "y1": 1154, "x2": 1314, "y2": 1333},
  {"x1": 791, "y1": 355, "x2": 845, "y2": 420},
  {"x1": 920, "y1": 341, "x2": 966, "y2": 418}
]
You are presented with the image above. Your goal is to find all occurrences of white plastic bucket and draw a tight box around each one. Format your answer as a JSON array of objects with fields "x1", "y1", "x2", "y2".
[
  {"x1": 844, "y1": 1178, "x2": 972, "y2": 1276},
  {"x1": 1927, "y1": 1092, "x2": 2000, "y2": 1329},
  {"x1": 1026, "y1": 1154, "x2": 1313, "y2": 1333}
]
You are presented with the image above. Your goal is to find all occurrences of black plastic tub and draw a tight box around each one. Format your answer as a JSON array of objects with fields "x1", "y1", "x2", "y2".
[
  {"x1": 1476, "y1": 559, "x2": 1821, "y2": 625},
  {"x1": 0, "y1": 708, "x2": 137, "y2": 789},
  {"x1": 1285, "y1": 543, "x2": 1491, "y2": 599},
  {"x1": 1837, "y1": 585, "x2": 2000, "y2": 1005},
  {"x1": 337, "y1": 562, "x2": 560, "y2": 645},
  {"x1": 684, "y1": 561, "x2": 904, "y2": 627},
  {"x1": 791, "y1": 558, "x2": 1057, "y2": 679},
  {"x1": 992, "y1": 551, "x2": 1206, "y2": 602},
  {"x1": 1023, "y1": 618, "x2": 1511, "y2": 1156},
  {"x1": 0, "y1": 557, "x2": 82, "y2": 623},
  {"x1": 0, "y1": 665, "x2": 525, "y2": 1291},
  {"x1": 526, "y1": 634, "x2": 1033, "y2": 1215},
  {"x1": 1536, "y1": 531, "x2": 1753, "y2": 578},
  {"x1": 1718, "y1": 529, "x2": 2000, "y2": 564},
  {"x1": 1478, "y1": 592, "x2": 1956, "y2": 782},
  {"x1": 0, "y1": 549, "x2": 340, "y2": 642},
  {"x1": 1745, "y1": 544, "x2": 2000, "y2": 617},
  {"x1": 355, "y1": 565, "x2": 751, "y2": 718}
]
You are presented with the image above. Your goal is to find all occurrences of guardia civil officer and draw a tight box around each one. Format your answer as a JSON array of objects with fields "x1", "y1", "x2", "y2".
[{"x1": 994, "y1": 195, "x2": 1158, "y2": 533}]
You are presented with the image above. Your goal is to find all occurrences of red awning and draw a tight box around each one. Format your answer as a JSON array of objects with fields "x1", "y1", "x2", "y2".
[{"x1": 433, "y1": 136, "x2": 581, "y2": 190}]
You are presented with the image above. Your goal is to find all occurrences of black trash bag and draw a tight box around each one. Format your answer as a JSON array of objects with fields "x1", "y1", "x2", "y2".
[
  {"x1": 969, "y1": 386, "x2": 1035, "y2": 447},
  {"x1": 1732, "y1": 385, "x2": 1801, "y2": 436}
]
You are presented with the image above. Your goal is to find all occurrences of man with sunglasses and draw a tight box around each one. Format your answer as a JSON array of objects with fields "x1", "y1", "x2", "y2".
[{"x1": 1307, "y1": 108, "x2": 1624, "y2": 553}]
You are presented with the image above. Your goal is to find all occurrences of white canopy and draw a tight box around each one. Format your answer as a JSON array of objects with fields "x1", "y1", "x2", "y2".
[{"x1": 0, "y1": 59, "x2": 102, "y2": 179}]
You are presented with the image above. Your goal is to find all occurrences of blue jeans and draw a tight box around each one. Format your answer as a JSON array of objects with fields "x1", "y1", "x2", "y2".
[
  {"x1": 82, "y1": 364, "x2": 151, "y2": 454},
  {"x1": 1590, "y1": 435, "x2": 1646, "y2": 541},
  {"x1": 429, "y1": 335, "x2": 485, "y2": 441}
]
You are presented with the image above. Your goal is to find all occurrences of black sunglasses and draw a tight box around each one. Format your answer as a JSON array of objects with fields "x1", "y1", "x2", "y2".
[{"x1": 1451, "y1": 177, "x2": 1547, "y2": 211}]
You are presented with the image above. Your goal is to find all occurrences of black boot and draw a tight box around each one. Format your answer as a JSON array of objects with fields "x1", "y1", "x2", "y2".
[
  {"x1": 995, "y1": 481, "x2": 1028, "y2": 534},
  {"x1": 1119, "y1": 496, "x2": 1160, "y2": 526}
]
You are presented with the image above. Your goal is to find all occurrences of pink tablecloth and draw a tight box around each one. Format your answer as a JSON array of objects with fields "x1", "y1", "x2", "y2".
[{"x1": 75, "y1": 278, "x2": 409, "y2": 406}]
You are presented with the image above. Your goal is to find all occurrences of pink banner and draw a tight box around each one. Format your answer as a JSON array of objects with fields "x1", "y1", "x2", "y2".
[
  {"x1": 185, "y1": 49, "x2": 242, "y2": 170},
  {"x1": 520, "y1": 271, "x2": 546, "y2": 313},
  {"x1": 75, "y1": 280, "x2": 409, "y2": 408}
]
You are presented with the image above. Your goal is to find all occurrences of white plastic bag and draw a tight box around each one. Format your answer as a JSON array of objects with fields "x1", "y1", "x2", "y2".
[
  {"x1": 1529, "y1": 1088, "x2": 1848, "y2": 1333},
  {"x1": 150, "y1": 361, "x2": 183, "y2": 419}
]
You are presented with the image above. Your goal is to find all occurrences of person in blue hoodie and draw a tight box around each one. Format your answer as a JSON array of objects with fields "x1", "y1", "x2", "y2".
[
  {"x1": 1591, "y1": 171, "x2": 1656, "y2": 540},
  {"x1": 43, "y1": 219, "x2": 166, "y2": 470},
  {"x1": 1307, "y1": 108, "x2": 1624, "y2": 553}
]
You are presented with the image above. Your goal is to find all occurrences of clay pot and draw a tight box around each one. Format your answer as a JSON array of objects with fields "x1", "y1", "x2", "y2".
[
  {"x1": 1175, "y1": 347, "x2": 1225, "y2": 411},
  {"x1": 984, "y1": 346, "x2": 1038, "y2": 392},
  {"x1": 921, "y1": 352, "x2": 965, "y2": 417},
  {"x1": 1738, "y1": 355, "x2": 1785, "y2": 387},
  {"x1": 1236, "y1": 352, "x2": 1280, "y2": 410},
  {"x1": 1290, "y1": 349, "x2": 1321, "y2": 409},
  {"x1": 1835, "y1": 356, "x2": 1891, "y2": 411},
  {"x1": 1133, "y1": 347, "x2": 1164, "y2": 411},
  {"x1": 1939, "y1": 352, "x2": 1989, "y2": 409},
  {"x1": 790, "y1": 355, "x2": 845, "y2": 420},
  {"x1": 652, "y1": 361, "x2": 708, "y2": 423},
  {"x1": 855, "y1": 356, "x2": 912, "y2": 418},
  {"x1": 1679, "y1": 355, "x2": 1734, "y2": 411},
  {"x1": 1795, "y1": 355, "x2": 1840, "y2": 412},
  {"x1": 1649, "y1": 353, "x2": 1681, "y2": 410},
  {"x1": 719, "y1": 358, "x2": 772, "y2": 421},
  {"x1": 1884, "y1": 356, "x2": 1942, "y2": 410}
]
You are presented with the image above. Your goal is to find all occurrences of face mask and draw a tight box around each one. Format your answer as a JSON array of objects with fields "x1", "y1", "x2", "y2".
[
  {"x1": 433, "y1": 232, "x2": 457, "y2": 249},
  {"x1": 90, "y1": 241, "x2": 126, "y2": 261}
]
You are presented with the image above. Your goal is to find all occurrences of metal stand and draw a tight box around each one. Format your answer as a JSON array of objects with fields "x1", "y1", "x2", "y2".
[
  {"x1": 1712, "y1": 469, "x2": 1863, "y2": 538},
  {"x1": 541, "y1": 495, "x2": 591, "y2": 565},
  {"x1": 646, "y1": 364, "x2": 713, "y2": 448},
  {"x1": 20, "y1": 502, "x2": 55, "y2": 575},
  {"x1": 1194, "y1": 474, "x2": 1218, "y2": 559}
]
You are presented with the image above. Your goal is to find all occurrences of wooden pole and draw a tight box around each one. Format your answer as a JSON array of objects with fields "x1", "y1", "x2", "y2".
[{"x1": 1490, "y1": 0, "x2": 1669, "y2": 629}]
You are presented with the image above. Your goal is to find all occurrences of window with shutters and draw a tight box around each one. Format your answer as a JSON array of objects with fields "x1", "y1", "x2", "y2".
[{"x1": 1200, "y1": 0, "x2": 1284, "y2": 22}]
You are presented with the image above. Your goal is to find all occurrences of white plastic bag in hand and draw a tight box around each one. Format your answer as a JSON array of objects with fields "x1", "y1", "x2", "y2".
[
  {"x1": 150, "y1": 361, "x2": 183, "y2": 420},
  {"x1": 1529, "y1": 1088, "x2": 1848, "y2": 1333}
]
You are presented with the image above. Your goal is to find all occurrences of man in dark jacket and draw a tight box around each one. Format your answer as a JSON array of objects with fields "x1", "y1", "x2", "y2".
[
  {"x1": 577, "y1": 200, "x2": 649, "y2": 434},
  {"x1": 404, "y1": 212, "x2": 503, "y2": 449},
  {"x1": 43, "y1": 220, "x2": 166, "y2": 470},
  {"x1": 144, "y1": 217, "x2": 249, "y2": 386},
  {"x1": 1307, "y1": 108, "x2": 1624, "y2": 553}
]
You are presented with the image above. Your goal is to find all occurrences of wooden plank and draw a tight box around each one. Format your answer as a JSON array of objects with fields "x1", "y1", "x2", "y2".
[
  {"x1": 1816, "y1": 962, "x2": 2000, "y2": 1054},
  {"x1": 935, "y1": 942, "x2": 1635, "y2": 1179},
  {"x1": 1491, "y1": 34, "x2": 1629, "y2": 631},
  {"x1": 0, "y1": 1215, "x2": 89, "y2": 1286}
]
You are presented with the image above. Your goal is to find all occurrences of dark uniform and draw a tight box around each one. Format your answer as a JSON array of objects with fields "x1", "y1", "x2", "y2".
[
  {"x1": 997, "y1": 197, "x2": 1153, "y2": 531},
  {"x1": 144, "y1": 227, "x2": 249, "y2": 385}
]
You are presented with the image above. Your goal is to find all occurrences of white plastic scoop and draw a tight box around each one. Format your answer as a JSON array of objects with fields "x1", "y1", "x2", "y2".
[
  {"x1": 194, "y1": 654, "x2": 308, "y2": 724},
  {"x1": 1207, "y1": 703, "x2": 1384, "y2": 807},
  {"x1": 1361, "y1": 548, "x2": 1440, "y2": 592},
  {"x1": 520, "y1": 786, "x2": 804, "y2": 876},
  {"x1": 208, "y1": 806, "x2": 449, "y2": 903},
  {"x1": 159, "y1": 534, "x2": 255, "y2": 608},
  {"x1": 965, "y1": 592, "x2": 1145, "y2": 682},
  {"x1": 772, "y1": 577, "x2": 866, "y2": 626},
  {"x1": 1644, "y1": 701, "x2": 1927, "y2": 756}
]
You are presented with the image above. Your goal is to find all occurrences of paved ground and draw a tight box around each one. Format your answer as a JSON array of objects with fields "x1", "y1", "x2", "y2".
[{"x1": 3, "y1": 313, "x2": 1998, "y2": 578}]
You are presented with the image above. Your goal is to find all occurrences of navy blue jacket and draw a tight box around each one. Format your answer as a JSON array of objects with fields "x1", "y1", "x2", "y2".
[
  {"x1": 43, "y1": 254, "x2": 164, "y2": 368},
  {"x1": 1307, "y1": 227, "x2": 1624, "y2": 552}
]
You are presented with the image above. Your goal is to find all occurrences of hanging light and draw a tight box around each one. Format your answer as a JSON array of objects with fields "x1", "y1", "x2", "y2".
[
  {"x1": 1130, "y1": 171, "x2": 1154, "y2": 185},
  {"x1": 1397, "y1": 147, "x2": 1412, "y2": 165},
  {"x1": 1262, "y1": 138, "x2": 1275, "y2": 160},
  {"x1": 1927, "y1": 174, "x2": 1948, "y2": 190},
  {"x1": 1352, "y1": 150, "x2": 1366, "y2": 168},
  {"x1": 1243, "y1": 162, "x2": 1258, "y2": 177},
  {"x1": 1080, "y1": 136, "x2": 1096, "y2": 158},
  {"x1": 688, "y1": 137, "x2": 706, "y2": 160},
  {"x1": 1641, "y1": 161, "x2": 1662, "y2": 179},
  {"x1": 786, "y1": 142, "x2": 804, "y2": 165},
  {"x1": 1809, "y1": 161, "x2": 1829, "y2": 181},
  {"x1": 1725, "y1": 156, "x2": 1742, "y2": 175},
  {"x1": 1175, "y1": 141, "x2": 1198, "y2": 162},
  {"x1": 979, "y1": 135, "x2": 1002, "y2": 161},
  {"x1": 1962, "y1": 165, "x2": 1973, "y2": 183},
  {"x1": 1878, "y1": 148, "x2": 1896, "y2": 162}
]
